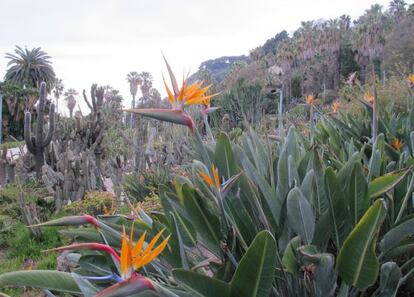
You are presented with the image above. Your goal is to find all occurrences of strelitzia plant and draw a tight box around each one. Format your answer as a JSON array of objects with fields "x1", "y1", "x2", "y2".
[{"x1": 0, "y1": 214, "x2": 176, "y2": 296}]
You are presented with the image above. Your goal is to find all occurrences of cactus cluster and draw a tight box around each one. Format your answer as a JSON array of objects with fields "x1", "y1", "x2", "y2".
[{"x1": 24, "y1": 82, "x2": 55, "y2": 179}]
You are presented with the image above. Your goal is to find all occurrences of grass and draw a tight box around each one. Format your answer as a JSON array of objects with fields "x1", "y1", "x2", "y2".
[
  {"x1": 0, "y1": 223, "x2": 61, "y2": 297},
  {"x1": 0, "y1": 141, "x2": 24, "y2": 151}
]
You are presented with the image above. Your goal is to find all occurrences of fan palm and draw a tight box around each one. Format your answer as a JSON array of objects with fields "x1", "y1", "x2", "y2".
[
  {"x1": 139, "y1": 72, "x2": 153, "y2": 102},
  {"x1": 64, "y1": 88, "x2": 78, "y2": 118},
  {"x1": 52, "y1": 78, "x2": 64, "y2": 114},
  {"x1": 126, "y1": 72, "x2": 142, "y2": 108},
  {"x1": 5, "y1": 46, "x2": 56, "y2": 91}
]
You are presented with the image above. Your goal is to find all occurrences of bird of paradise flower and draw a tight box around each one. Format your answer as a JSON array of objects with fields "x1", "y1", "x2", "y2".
[{"x1": 125, "y1": 56, "x2": 219, "y2": 132}]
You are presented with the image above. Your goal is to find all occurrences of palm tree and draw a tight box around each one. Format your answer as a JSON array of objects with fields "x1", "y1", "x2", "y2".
[
  {"x1": 64, "y1": 88, "x2": 78, "y2": 118},
  {"x1": 52, "y1": 78, "x2": 64, "y2": 114},
  {"x1": 388, "y1": 0, "x2": 406, "y2": 22},
  {"x1": 352, "y1": 4, "x2": 387, "y2": 81},
  {"x1": 139, "y1": 72, "x2": 153, "y2": 102},
  {"x1": 5, "y1": 46, "x2": 56, "y2": 91},
  {"x1": 126, "y1": 72, "x2": 141, "y2": 108},
  {"x1": 276, "y1": 39, "x2": 296, "y2": 99}
]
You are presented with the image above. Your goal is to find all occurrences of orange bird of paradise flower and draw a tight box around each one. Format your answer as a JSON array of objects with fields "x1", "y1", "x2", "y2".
[
  {"x1": 306, "y1": 94, "x2": 315, "y2": 105},
  {"x1": 408, "y1": 74, "x2": 414, "y2": 89},
  {"x1": 391, "y1": 138, "x2": 403, "y2": 151},
  {"x1": 332, "y1": 101, "x2": 340, "y2": 113},
  {"x1": 125, "y1": 56, "x2": 218, "y2": 132},
  {"x1": 199, "y1": 164, "x2": 221, "y2": 190},
  {"x1": 363, "y1": 92, "x2": 374, "y2": 104},
  {"x1": 120, "y1": 225, "x2": 170, "y2": 279}
]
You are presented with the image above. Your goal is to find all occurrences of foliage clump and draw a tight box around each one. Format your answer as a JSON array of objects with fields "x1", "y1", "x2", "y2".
[{"x1": 63, "y1": 191, "x2": 114, "y2": 216}]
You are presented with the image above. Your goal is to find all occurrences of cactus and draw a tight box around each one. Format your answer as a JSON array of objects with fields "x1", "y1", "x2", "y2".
[
  {"x1": 24, "y1": 82, "x2": 55, "y2": 179},
  {"x1": 82, "y1": 84, "x2": 105, "y2": 177}
]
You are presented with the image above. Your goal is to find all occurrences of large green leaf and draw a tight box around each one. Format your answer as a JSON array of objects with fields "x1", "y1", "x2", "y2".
[
  {"x1": 380, "y1": 217, "x2": 414, "y2": 255},
  {"x1": 376, "y1": 262, "x2": 401, "y2": 297},
  {"x1": 282, "y1": 236, "x2": 301, "y2": 274},
  {"x1": 348, "y1": 162, "x2": 369, "y2": 225},
  {"x1": 286, "y1": 187, "x2": 315, "y2": 244},
  {"x1": 240, "y1": 153, "x2": 280, "y2": 228},
  {"x1": 172, "y1": 269, "x2": 230, "y2": 297},
  {"x1": 324, "y1": 168, "x2": 350, "y2": 248},
  {"x1": 368, "y1": 169, "x2": 410, "y2": 199},
  {"x1": 337, "y1": 199, "x2": 387, "y2": 290},
  {"x1": 181, "y1": 184, "x2": 221, "y2": 255},
  {"x1": 214, "y1": 132, "x2": 238, "y2": 178},
  {"x1": 0, "y1": 270, "x2": 81, "y2": 294},
  {"x1": 230, "y1": 231, "x2": 277, "y2": 297}
]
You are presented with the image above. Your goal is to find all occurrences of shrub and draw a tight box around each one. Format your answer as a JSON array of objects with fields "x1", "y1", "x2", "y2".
[
  {"x1": 135, "y1": 193, "x2": 162, "y2": 214},
  {"x1": 63, "y1": 191, "x2": 114, "y2": 216}
]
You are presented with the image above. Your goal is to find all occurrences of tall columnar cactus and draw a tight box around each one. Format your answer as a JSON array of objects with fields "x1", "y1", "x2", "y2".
[{"x1": 24, "y1": 82, "x2": 55, "y2": 179}]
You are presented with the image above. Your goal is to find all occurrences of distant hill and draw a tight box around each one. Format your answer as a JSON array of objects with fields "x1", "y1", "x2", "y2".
[
  {"x1": 190, "y1": 31, "x2": 288, "y2": 86},
  {"x1": 260, "y1": 30, "x2": 288, "y2": 55},
  {"x1": 190, "y1": 55, "x2": 249, "y2": 84}
]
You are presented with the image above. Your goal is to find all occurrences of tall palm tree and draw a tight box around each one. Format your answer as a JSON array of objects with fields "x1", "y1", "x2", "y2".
[
  {"x1": 52, "y1": 78, "x2": 64, "y2": 114},
  {"x1": 352, "y1": 4, "x2": 387, "y2": 81},
  {"x1": 5, "y1": 46, "x2": 56, "y2": 91},
  {"x1": 126, "y1": 72, "x2": 141, "y2": 108},
  {"x1": 64, "y1": 88, "x2": 78, "y2": 118},
  {"x1": 276, "y1": 39, "x2": 296, "y2": 99},
  {"x1": 388, "y1": 0, "x2": 406, "y2": 22},
  {"x1": 138, "y1": 72, "x2": 153, "y2": 102}
]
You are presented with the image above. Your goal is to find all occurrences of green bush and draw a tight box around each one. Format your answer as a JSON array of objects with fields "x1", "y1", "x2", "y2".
[
  {"x1": 136, "y1": 193, "x2": 162, "y2": 214},
  {"x1": 63, "y1": 191, "x2": 114, "y2": 216}
]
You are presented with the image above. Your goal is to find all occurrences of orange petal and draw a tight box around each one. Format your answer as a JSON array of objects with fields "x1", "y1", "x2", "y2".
[
  {"x1": 163, "y1": 75, "x2": 175, "y2": 105},
  {"x1": 199, "y1": 171, "x2": 213, "y2": 188},
  {"x1": 132, "y1": 231, "x2": 147, "y2": 269},
  {"x1": 212, "y1": 164, "x2": 220, "y2": 190},
  {"x1": 120, "y1": 227, "x2": 132, "y2": 278},
  {"x1": 143, "y1": 229, "x2": 165, "y2": 255},
  {"x1": 135, "y1": 235, "x2": 170, "y2": 268}
]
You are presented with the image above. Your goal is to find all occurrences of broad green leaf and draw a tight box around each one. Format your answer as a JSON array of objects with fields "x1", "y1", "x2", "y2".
[
  {"x1": 173, "y1": 269, "x2": 230, "y2": 297},
  {"x1": 324, "y1": 168, "x2": 350, "y2": 248},
  {"x1": 337, "y1": 199, "x2": 387, "y2": 290},
  {"x1": 282, "y1": 236, "x2": 301, "y2": 274},
  {"x1": 368, "y1": 169, "x2": 410, "y2": 199},
  {"x1": 376, "y1": 262, "x2": 401, "y2": 297},
  {"x1": 240, "y1": 154, "x2": 280, "y2": 227},
  {"x1": 181, "y1": 184, "x2": 221, "y2": 255},
  {"x1": 337, "y1": 151, "x2": 363, "y2": 190},
  {"x1": 230, "y1": 231, "x2": 277, "y2": 297},
  {"x1": 225, "y1": 196, "x2": 257, "y2": 248},
  {"x1": 287, "y1": 187, "x2": 315, "y2": 244},
  {"x1": 214, "y1": 132, "x2": 238, "y2": 178},
  {"x1": 288, "y1": 155, "x2": 300, "y2": 187},
  {"x1": 169, "y1": 212, "x2": 190, "y2": 269},
  {"x1": 368, "y1": 134, "x2": 385, "y2": 180},
  {"x1": 300, "y1": 169, "x2": 314, "y2": 203},
  {"x1": 348, "y1": 162, "x2": 369, "y2": 225},
  {"x1": 0, "y1": 270, "x2": 81, "y2": 294},
  {"x1": 380, "y1": 218, "x2": 414, "y2": 254}
]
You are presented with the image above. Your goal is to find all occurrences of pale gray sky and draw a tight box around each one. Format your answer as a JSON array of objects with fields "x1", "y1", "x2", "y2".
[{"x1": 0, "y1": 0, "x2": 398, "y2": 115}]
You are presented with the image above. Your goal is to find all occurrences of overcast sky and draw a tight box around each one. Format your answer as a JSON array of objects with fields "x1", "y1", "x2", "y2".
[{"x1": 0, "y1": 0, "x2": 400, "y2": 115}]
